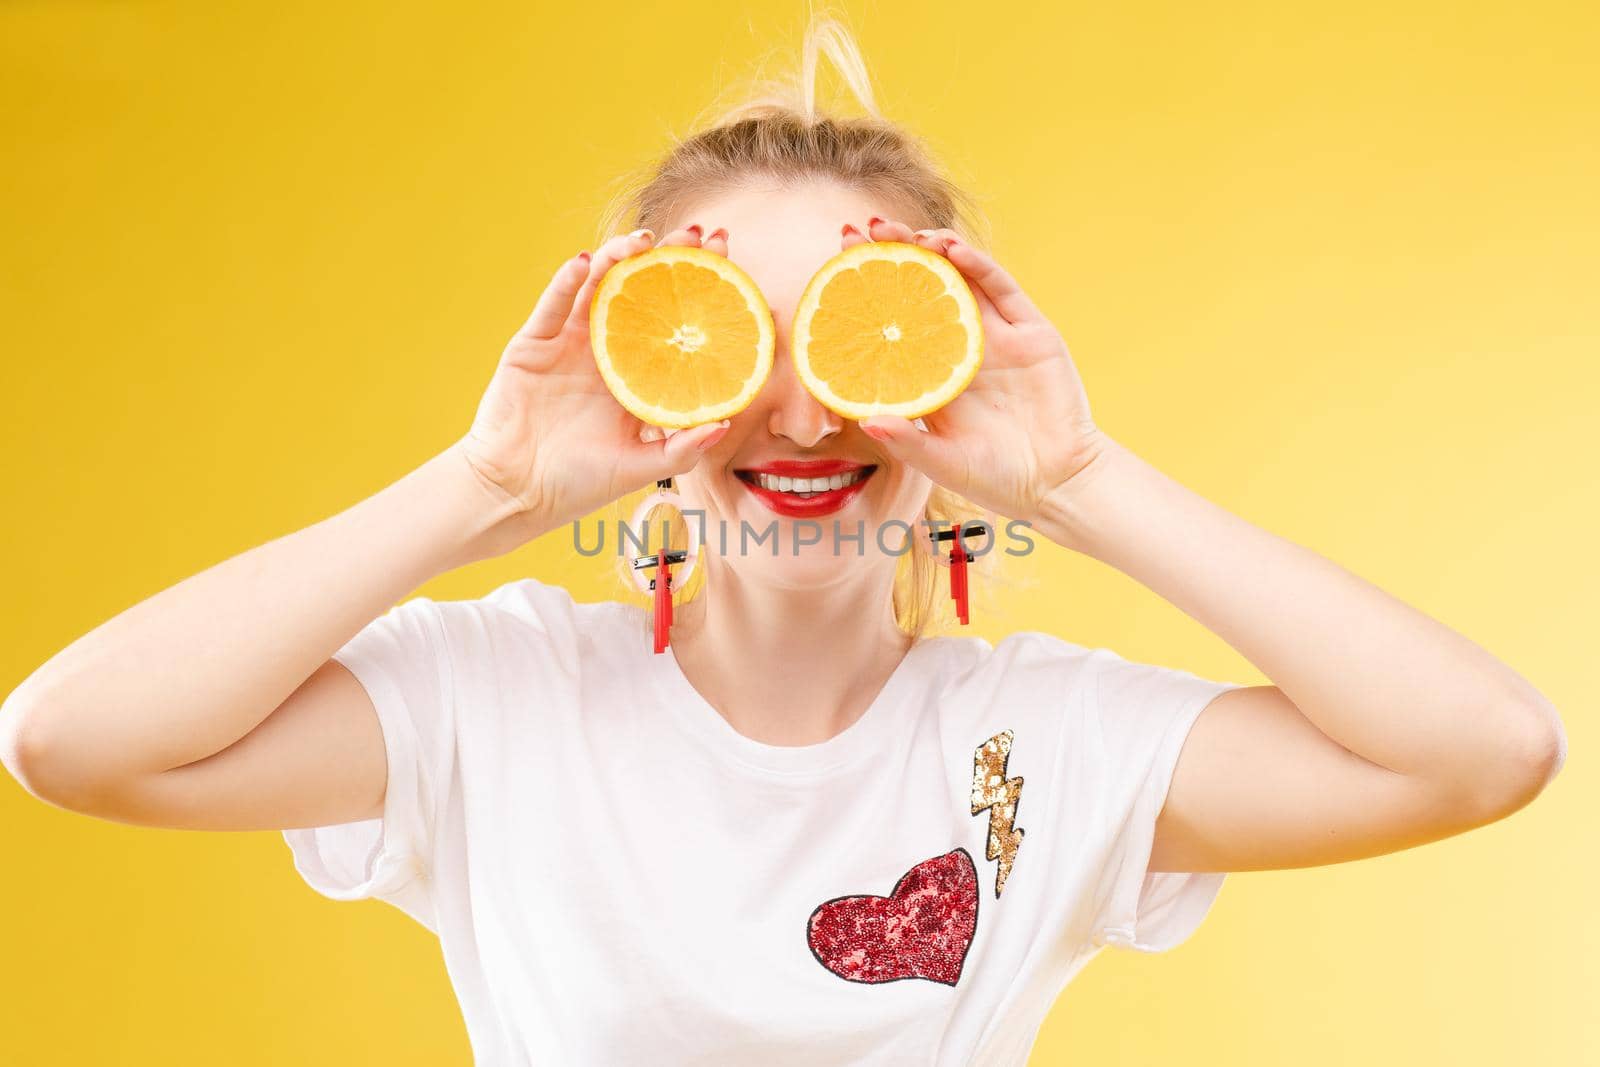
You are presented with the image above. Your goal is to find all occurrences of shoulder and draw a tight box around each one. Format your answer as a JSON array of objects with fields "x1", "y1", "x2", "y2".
[
  {"x1": 401, "y1": 576, "x2": 641, "y2": 675},
  {"x1": 928, "y1": 629, "x2": 1236, "y2": 746},
  {"x1": 910, "y1": 630, "x2": 1102, "y2": 755},
  {"x1": 942, "y1": 630, "x2": 1226, "y2": 703},
  {"x1": 935, "y1": 629, "x2": 1101, "y2": 703},
  {"x1": 447, "y1": 575, "x2": 633, "y2": 636}
]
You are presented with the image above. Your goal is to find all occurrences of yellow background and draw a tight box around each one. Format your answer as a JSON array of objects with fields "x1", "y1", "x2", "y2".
[{"x1": 3, "y1": 2, "x2": 1596, "y2": 1063}]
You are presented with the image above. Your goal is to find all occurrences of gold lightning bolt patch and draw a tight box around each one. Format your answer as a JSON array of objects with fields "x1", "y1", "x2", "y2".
[{"x1": 971, "y1": 730, "x2": 1025, "y2": 898}]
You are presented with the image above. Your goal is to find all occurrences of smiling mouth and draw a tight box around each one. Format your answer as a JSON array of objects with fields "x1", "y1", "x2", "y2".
[{"x1": 733, "y1": 465, "x2": 877, "y2": 498}]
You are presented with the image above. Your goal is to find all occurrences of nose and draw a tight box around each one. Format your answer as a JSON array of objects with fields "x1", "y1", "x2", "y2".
[{"x1": 763, "y1": 348, "x2": 843, "y2": 448}]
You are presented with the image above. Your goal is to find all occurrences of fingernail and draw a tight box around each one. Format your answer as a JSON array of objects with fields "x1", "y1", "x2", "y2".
[
  {"x1": 576, "y1": 250, "x2": 591, "y2": 264},
  {"x1": 861, "y1": 424, "x2": 889, "y2": 441},
  {"x1": 945, "y1": 239, "x2": 961, "y2": 253},
  {"x1": 686, "y1": 224, "x2": 703, "y2": 238},
  {"x1": 707, "y1": 227, "x2": 728, "y2": 242},
  {"x1": 868, "y1": 216, "x2": 885, "y2": 228},
  {"x1": 842, "y1": 222, "x2": 861, "y2": 238},
  {"x1": 630, "y1": 228, "x2": 654, "y2": 241},
  {"x1": 697, "y1": 422, "x2": 730, "y2": 448}
]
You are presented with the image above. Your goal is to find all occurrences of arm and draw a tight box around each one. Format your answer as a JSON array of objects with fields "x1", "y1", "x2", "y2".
[
  {"x1": 840, "y1": 216, "x2": 1565, "y2": 875},
  {"x1": 1033, "y1": 434, "x2": 1567, "y2": 872},
  {"x1": 0, "y1": 444, "x2": 530, "y2": 830},
  {"x1": 0, "y1": 224, "x2": 730, "y2": 832}
]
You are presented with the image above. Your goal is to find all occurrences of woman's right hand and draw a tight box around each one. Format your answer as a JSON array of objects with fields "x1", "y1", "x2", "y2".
[{"x1": 455, "y1": 224, "x2": 733, "y2": 557}]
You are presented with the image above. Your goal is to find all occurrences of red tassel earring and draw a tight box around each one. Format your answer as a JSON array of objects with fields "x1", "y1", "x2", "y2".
[
  {"x1": 929, "y1": 520, "x2": 990, "y2": 625},
  {"x1": 629, "y1": 477, "x2": 702, "y2": 654}
]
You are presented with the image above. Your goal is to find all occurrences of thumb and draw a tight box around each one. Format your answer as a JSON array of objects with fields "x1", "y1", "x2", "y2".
[
  {"x1": 621, "y1": 419, "x2": 730, "y2": 485},
  {"x1": 859, "y1": 416, "x2": 966, "y2": 486}
]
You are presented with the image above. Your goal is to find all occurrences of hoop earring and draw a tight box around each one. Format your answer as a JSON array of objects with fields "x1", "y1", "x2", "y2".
[
  {"x1": 928, "y1": 519, "x2": 990, "y2": 626},
  {"x1": 629, "y1": 477, "x2": 702, "y2": 654}
]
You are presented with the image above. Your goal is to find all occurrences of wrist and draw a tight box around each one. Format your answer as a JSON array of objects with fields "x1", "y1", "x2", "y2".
[
  {"x1": 1029, "y1": 432, "x2": 1145, "y2": 557},
  {"x1": 403, "y1": 443, "x2": 543, "y2": 572}
]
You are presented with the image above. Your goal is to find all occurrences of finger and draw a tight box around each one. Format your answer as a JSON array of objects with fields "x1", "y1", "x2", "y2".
[
  {"x1": 841, "y1": 221, "x2": 870, "y2": 250},
  {"x1": 620, "y1": 419, "x2": 731, "y2": 486},
  {"x1": 658, "y1": 223, "x2": 705, "y2": 248},
  {"x1": 704, "y1": 226, "x2": 729, "y2": 256},
  {"x1": 569, "y1": 228, "x2": 656, "y2": 336},
  {"x1": 516, "y1": 251, "x2": 592, "y2": 341},
  {"x1": 864, "y1": 215, "x2": 918, "y2": 243},
  {"x1": 912, "y1": 227, "x2": 961, "y2": 252},
  {"x1": 904, "y1": 228, "x2": 1009, "y2": 333},
  {"x1": 942, "y1": 239, "x2": 1043, "y2": 326},
  {"x1": 857, "y1": 416, "x2": 969, "y2": 489}
]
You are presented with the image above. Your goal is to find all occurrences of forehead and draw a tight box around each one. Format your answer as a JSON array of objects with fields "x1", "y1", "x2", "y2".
[{"x1": 664, "y1": 180, "x2": 904, "y2": 309}]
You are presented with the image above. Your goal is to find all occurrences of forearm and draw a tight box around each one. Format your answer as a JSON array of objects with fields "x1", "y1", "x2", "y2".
[
  {"x1": 1034, "y1": 434, "x2": 1564, "y2": 792},
  {"x1": 2, "y1": 441, "x2": 524, "y2": 785}
]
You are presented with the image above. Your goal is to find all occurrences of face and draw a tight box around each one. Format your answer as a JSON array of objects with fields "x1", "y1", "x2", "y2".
[{"x1": 659, "y1": 180, "x2": 934, "y2": 591}]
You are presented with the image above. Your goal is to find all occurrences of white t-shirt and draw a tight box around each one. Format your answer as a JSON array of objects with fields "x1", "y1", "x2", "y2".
[{"x1": 285, "y1": 577, "x2": 1244, "y2": 1066}]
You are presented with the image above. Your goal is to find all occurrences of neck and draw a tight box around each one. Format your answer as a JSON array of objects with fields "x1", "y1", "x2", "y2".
[{"x1": 666, "y1": 558, "x2": 915, "y2": 747}]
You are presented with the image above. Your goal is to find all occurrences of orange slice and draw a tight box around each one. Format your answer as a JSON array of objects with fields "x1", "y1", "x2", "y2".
[
  {"x1": 791, "y1": 241, "x2": 983, "y2": 419},
  {"x1": 589, "y1": 246, "x2": 775, "y2": 428}
]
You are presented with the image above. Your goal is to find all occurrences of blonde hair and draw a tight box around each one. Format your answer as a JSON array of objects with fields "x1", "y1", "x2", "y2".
[{"x1": 598, "y1": 9, "x2": 1021, "y2": 641}]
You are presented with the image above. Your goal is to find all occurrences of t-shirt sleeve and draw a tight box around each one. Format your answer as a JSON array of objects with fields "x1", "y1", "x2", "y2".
[
  {"x1": 281, "y1": 595, "x2": 456, "y2": 932},
  {"x1": 1082, "y1": 648, "x2": 1245, "y2": 954}
]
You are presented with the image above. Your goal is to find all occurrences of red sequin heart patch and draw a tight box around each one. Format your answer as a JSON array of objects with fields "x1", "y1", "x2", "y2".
[{"x1": 805, "y1": 847, "x2": 979, "y2": 986}]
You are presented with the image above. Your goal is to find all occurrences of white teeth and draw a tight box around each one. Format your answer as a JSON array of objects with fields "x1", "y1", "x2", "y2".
[{"x1": 752, "y1": 469, "x2": 867, "y2": 493}]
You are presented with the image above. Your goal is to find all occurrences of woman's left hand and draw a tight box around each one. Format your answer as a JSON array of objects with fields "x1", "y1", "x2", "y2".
[{"x1": 843, "y1": 217, "x2": 1106, "y2": 527}]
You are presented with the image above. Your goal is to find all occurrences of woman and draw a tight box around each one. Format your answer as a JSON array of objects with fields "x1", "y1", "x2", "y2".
[{"x1": 0, "y1": 18, "x2": 1566, "y2": 1066}]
